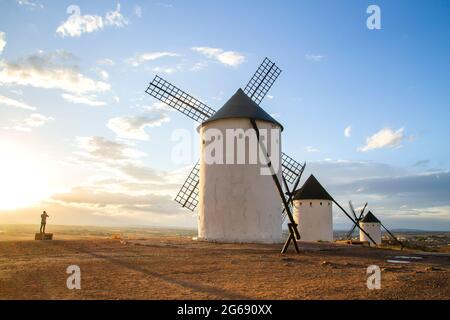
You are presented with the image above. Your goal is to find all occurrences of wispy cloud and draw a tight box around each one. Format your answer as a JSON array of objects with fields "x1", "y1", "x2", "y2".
[
  {"x1": 0, "y1": 94, "x2": 36, "y2": 111},
  {"x1": 0, "y1": 32, "x2": 6, "y2": 54},
  {"x1": 192, "y1": 47, "x2": 245, "y2": 67},
  {"x1": 133, "y1": 5, "x2": 142, "y2": 18},
  {"x1": 56, "y1": 4, "x2": 128, "y2": 38},
  {"x1": 305, "y1": 146, "x2": 319, "y2": 153},
  {"x1": 358, "y1": 127, "x2": 405, "y2": 152},
  {"x1": 0, "y1": 50, "x2": 110, "y2": 94},
  {"x1": 52, "y1": 135, "x2": 189, "y2": 221},
  {"x1": 413, "y1": 160, "x2": 429, "y2": 167},
  {"x1": 16, "y1": 0, "x2": 43, "y2": 9},
  {"x1": 344, "y1": 125, "x2": 352, "y2": 138},
  {"x1": 139, "y1": 101, "x2": 174, "y2": 113},
  {"x1": 62, "y1": 93, "x2": 107, "y2": 107},
  {"x1": 155, "y1": 2, "x2": 174, "y2": 9},
  {"x1": 335, "y1": 170, "x2": 450, "y2": 211},
  {"x1": 76, "y1": 136, "x2": 146, "y2": 161},
  {"x1": 9, "y1": 113, "x2": 53, "y2": 132},
  {"x1": 107, "y1": 113, "x2": 170, "y2": 140},
  {"x1": 96, "y1": 58, "x2": 115, "y2": 66},
  {"x1": 126, "y1": 52, "x2": 180, "y2": 67},
  {"x1": 94, "y1": 68, "x2": 109, "y2": 80},
  {"x1": 305, "y1": 54, "x2": 325, "y2": 62},
  {"x1": 152, "y1": 65, "x2": 183, "y2": 75}
]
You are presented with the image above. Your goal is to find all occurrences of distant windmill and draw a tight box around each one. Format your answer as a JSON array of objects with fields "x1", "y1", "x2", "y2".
[
  {"x1": 145, "y1": 58, "x2": 305, "y2": 253},
  {"x1": 359, "y1": 211, "x2": 404, "y2": 248},
  {"x1": 346, "y1": 201, "x2": 368, "y2": 239}
]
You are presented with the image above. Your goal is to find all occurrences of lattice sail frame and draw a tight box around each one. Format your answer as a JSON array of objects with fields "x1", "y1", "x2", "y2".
[
  {"x1": 281, "y1": 160, "x2": 306, "y2": 222},
  {"x1": 174, "y1": 161, "x2": 200, "y2": 211},
  {"x1": 146, "y1": 76, "x2": 215, "y2": 123},
  {"x1": 244, "y1": 57, "x2": 282, "y2": 105},
  {"x1": 280, "y1": 153, "x2": 304, "y2": 185}
]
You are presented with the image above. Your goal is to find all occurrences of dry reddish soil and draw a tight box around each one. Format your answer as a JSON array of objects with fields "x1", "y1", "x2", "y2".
[{"x1": 0, "y1": 236, "x2": 449, "y2": 300}]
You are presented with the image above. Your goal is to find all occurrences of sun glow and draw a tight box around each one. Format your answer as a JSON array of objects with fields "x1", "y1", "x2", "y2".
[{"x1": 0, "y1": 141, "x2": 52, "y2": 210}]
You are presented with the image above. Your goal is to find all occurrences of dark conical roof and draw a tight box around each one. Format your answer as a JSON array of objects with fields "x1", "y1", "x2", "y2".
[
  {"x1": 201, "y1": 88, "x2": 283, "y2": 130},
  {"x1": 361, "y1": 211, "x2": 380, "y2": 223},
  {"x1": 293, "y1": 174, "x2": 333, "y2": 200}
]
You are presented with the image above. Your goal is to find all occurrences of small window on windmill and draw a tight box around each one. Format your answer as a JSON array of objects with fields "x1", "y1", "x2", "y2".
[
  {"x1": 299, "y1": 202, "x2": 302, "y2": 206},
  {"x1": 328, "y1": 202, "x2": 331, "y2": 206},
  {"x1": 310, "y1": 202, "x2": 312, "y2": 207},
  {"x1": 320, "y1": 202, "x2": 323, "y2": 206}
]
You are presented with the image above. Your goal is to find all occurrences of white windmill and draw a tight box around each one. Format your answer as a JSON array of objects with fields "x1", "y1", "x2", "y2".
[
  {"x1": 358, "y1": 210, "x2": 403, "y2": 247},
  {"x1": 359, "y1": 211, "x2": 382, "y2": 245},
  {"x1": 146, "y1": 58, "x2": 305, "y2": 251},
  {"x1": 292, "y1": 175, "x2": 334, "y2": 242},
  {"x1": 346, "y1": 202, "x2": 403, "y2": 247}
]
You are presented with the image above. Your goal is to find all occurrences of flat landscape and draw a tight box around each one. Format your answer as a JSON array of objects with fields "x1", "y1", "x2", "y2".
[{"x1": 0, "y1": 225, "x2": 449, "y2": 300}]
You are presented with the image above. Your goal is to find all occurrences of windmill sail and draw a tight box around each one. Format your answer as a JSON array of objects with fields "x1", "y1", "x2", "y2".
[
  {"x1": 174, "y1": 161, "x2": 200, "y2": 212},
  {"x1": 346, "y1": 201, "x2": 368, "y2": 239},
  {"x1": 244, "y1": 57, "x2": 282, "y2": 105},
  {"x1": 146, "y1": 76, "x2": 215, "y2": 123}
]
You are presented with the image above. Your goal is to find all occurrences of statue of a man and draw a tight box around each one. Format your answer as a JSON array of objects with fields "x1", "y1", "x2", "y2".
[{"x1": 40, "y1": 211, "x2": 49, "y2": 233}]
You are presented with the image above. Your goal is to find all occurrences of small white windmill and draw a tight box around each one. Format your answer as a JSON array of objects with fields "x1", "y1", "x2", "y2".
[{"x1": 292, "y1": 175, "x2": 334, "y2": 242}]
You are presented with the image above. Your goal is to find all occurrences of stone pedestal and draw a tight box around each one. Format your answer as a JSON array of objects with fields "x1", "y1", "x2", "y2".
[{"x1": 35, "y1": 233, "x2": 53, "y2": 240}]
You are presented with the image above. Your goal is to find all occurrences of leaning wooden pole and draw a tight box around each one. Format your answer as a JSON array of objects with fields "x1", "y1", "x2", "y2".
[
  {"x1": 250, "y1": 119, "x2": 300, "y2": 253},
  {"x1": 379, "y1": 221, "x2": 404, "y2": 249}
]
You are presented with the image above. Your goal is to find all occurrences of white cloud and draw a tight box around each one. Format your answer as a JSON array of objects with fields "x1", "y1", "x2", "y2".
[
  {"x1": 0, "y1": 32, "x2": 6, "y2": 54},
  {"x1": 97, "y1": 58, "x2": 115, "y2": 66},
  {"x1": 190, "y1": 61, "x2": 208, "y2": 72},
  {"x1": 155, "y1": 2, "x2": 174, "y2": 9},
  {"x1": 56, "y1": 10, "x2": 103, "y2": 37},
  {"x1": 10, "y1": 113, "x2": 53, "y2": 132},
  {"x1": 94, "y1": 68, "x2": 109, "y2": 80},
  {"x1": 305, "y1": 54, "x2": 324, "y2": 62},
  {"x1": 0, "y1": 94, "x2": 36, "y2": 111},
  {"x1": 139, "y1": 101, "x2": 174, "y2": 112},
  {"x1": 133, "y1": 5, "x2": 142, "y2": 18},
  {"x1": 152, "y1": 65, "x2": 181, "y2": 74},
  {"x1": 105, "y1": 4, "x2": 129, "y2": 27},
  {"x1": 107, "y1": 113, "x2": 170, "y2": 140},
  {"x1": 126, "y1": 52, "x2": 180, "y2": 67},
  {"x1": 56, "y1": 4, "x2": 128, "y2": 38},
  {"x1": 62, "y1": 93, "x2": 107, "y2": 107},
  {"x1": 113, "y1": 96, "x2": 120, "y2": 103},
  {"x1": 266, "y1": 95, "x2": 274, "y2": 100},
  {"x1": 344, "y1": 125, "x2": 352, "y2": 138},
  {"x1": 358, "y1": 127, "x2": 405, "y2": 152},
  {"x1": 192, "y1": 47, "x2": 245, "y2": 67},
  {"x1": 76, "y1": 136, "x2": 146, "y2": 161},
  {"x1": 16, "y1": 0, "x2": 43, "y2": 9},
  {"x1": 305, "y1": 146, "x2": 319, "y2": 153},
  {"x1": 0, "y1": 50, "x2": 110, "y2": 94}
]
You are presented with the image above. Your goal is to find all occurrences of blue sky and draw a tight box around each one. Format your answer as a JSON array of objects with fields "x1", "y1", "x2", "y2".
[{"x1": 0, "y1": 0, "x2": 449, "y2": 230}]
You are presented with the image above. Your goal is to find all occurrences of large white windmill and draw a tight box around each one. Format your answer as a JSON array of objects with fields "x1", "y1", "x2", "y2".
[{"x1": 146, "y1": 58, "x2": 305, "y2": 252}]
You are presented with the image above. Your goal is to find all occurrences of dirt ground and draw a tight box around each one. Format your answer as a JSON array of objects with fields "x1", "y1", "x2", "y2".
[{"x1": 0, "y1": 235, "x2": 449, "y2": 300}]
